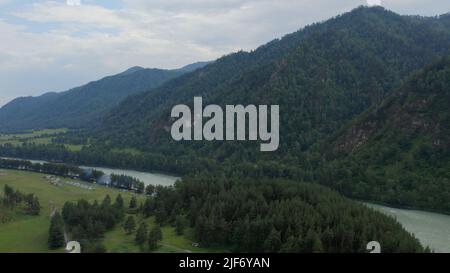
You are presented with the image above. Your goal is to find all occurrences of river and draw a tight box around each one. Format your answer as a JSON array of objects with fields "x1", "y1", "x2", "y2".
[
  {"x1": 2, "y1": 157, "x2": 449, "y2": 252},
  {"x1": 364, "y1": 203, "x2": 450, "y2": 253},
  {"x1": 1, "y1": 157, "x2": 179, "y2": 187},
  {"x1": 79, "y1": 165, "x2": 178, "y2": 187}
]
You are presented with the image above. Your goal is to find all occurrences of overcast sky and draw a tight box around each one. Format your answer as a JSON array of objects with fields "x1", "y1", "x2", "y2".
[{"x1": 0, "y1": 0, "x2": 449, "y2": 107}]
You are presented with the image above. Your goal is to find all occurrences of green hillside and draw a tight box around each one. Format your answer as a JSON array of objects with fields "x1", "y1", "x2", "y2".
[
  {"x1": 318, "y1": 58, "x2": 450, "y2": 213},
  {"x1": 0, "y1": 63, "x2": 209, "y2": 132},
  {"x1": 91, "y1": 7, "x2": 450, "y2": 165},
  {"x1": 0, "y1": 7, "x2": 449, "y2": 213}
]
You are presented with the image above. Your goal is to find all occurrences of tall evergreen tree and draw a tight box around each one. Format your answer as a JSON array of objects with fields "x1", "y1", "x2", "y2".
[
  {"x1": 135, "y1": 222, "x2": 148, "y2": 247},
  {"x1": 263, "y1": 228, "x2": 281, "y2": 253},
  {"x1": 175, "y1": 215, "x2": 186, "y2": 235},
  {"x1": 102, "y1": 195, "x2": 111, "y2": 207},
  {"x1": 129, "y1": 196, "x2": 138, "y2": 209},
  {"x1": 114, "y1": 194, "x2": 124, "y2": 209},
  {"x1": 124, "y1": 216, "x2": 136, "y2": 234},
  {"x1": 148, "y1": 225, "x2": 163, "y2": 251},
  {"x1": 48, "y1": 212, "x2": 65, "y2": 249}
]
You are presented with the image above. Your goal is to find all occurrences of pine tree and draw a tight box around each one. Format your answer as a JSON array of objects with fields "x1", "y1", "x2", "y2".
[
  {"x1": 263, "y1": 228, "x2": 281, "y2": 253},
  {"x1": 305, "y1": 230, "x2": 324, "y2": 253},
  {"x1": 48, "y1": 212, "x2": 65, "y2": 249},
  {"x1": 142, "y1": 198, "x2": 155, "y2": 218},
  {"x1": 129, "y1": 196, "x2": 137, "y2": 209},
  {"x1": 135, "y1": 222, "x2": 148, "y2": 246},
  {"x1": 32, "y1": 196, "x2": 41, "y2": 215},
  {"x1": 24, "y1": 194, "x2": 40, "y2": 215},
  {"x1": 175, "y1": 215, "x2": 186, "y2": 235},
  {"x1": 145, "y1": 185, "x2": 155, "y2": 196},
  {"x1": 153, "y1": 225, "x2": 163, "y2": 241},
  {"x1": 114, "y1": 194, "x2": 124, "y2": 209},
  {"x1": 148, "y1": 225, "x2": 163, "y2": 251},
  {"x1": 155, "y1": 207, "x2": 167, "y2": 224},
  {"x1": 280, "y1": 236, "x2": 302, "y2": 253},
  {"x1": 124, "y1": 216, "x2": 136, "y2": 234},
  {"x1": 102, "y1": 195, "x2": 111, "y2": 207}
]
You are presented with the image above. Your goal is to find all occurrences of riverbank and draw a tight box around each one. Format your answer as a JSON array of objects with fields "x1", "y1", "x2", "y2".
[
  {"x1": 2, "y1": 157, "x2": 448, "y2": 253},
  {"x1": 0, "y1": 157, "x2": 179, "y2": 187},
  {"x1": 364, "y1": 202, "x2": 450, "y2": 253},
  {"x1": 0, "y1": 169, "x2": 214, "y2": 253}
]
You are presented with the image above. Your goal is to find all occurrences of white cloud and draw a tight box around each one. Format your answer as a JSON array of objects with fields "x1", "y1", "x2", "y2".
[
  {"x1": 383, "y1": 0, "x2": 450, "y2": 16},
  {"x1": 66, "y1": 0, "x2": 81, "y2": 6},
  {"x1": 1, "y1": 0, "x2": 450, "y2": 106},
  {"x1": 0, "y1": 0, "x2": 11, "y2": 6},
  {"x1": 367, "y1": 0, "x2": 382, "y2": 6}
]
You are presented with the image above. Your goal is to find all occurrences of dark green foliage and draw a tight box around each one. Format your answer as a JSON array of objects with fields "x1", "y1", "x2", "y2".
[
  {"x1": 263, "y1": 229, "x2": 281, "y2": 253},
  {"x1": 129, "y1": 196, "x2": 137, "y2": 209},
  {"x1": 0, "y1": 63, "x2": 210, "y2": 132},
  {"x1": 135, "y1": 222, "x2": 148, "y2": 246},
  {"x1": 24, "y1": 193, "x2": 40, "y2": 216},
  {"x1": 114, "y1": 194, "x2": 124, "y2": 209},
  {"x1": 110, "y1": 174, "x2": 144, "y2": 193},
  {"x1": 61, "y1": 195, "x2": 124, "y2": 242},
  {"x1": 175, "y1": 215, "x2": 187, "y2": 235},
  {"x1": 144, "y1": 175, "x2": 425, "y2": 253},
  {"x1": 320, "y1": 58, "x2": 450, "y2": 213},
  {"x1": 142, "y1": 197, "x2": 155, "y2": 218},
  {"x1": 124, "y1": 216, "x2": 136, "y2": 234},
  {"x1": 145, "y1": 184, "x2": 155, "y2": 196},
  {"x1": 153, "y1": 225, "x2": 163, "y2": 241},
  {"x1": 102, "y1": 195, "x2": 111, "y2": 207},
  {"x1": 80, "y1": 242, "x2": 107, "y2": 253},
  {"x1": 1, "y1": 184, "x2": 40, "y2": 215},
  {"x1": 90, "y1": 7, "x2": 450, "y2": 168},
  {"x1": 48, "y1": 212, "x2": 65, "y2": 249},
  {"x1": 148, "y1": 225, "x2": 163, "y2": 251},
  {"x1": 0, "y1": 7, "x2": 448, "y2": 253},
  {"x1": 10, "y1": 7, "x2": 444, "y2": 213},
  {"x1": 0, "y1": 158, "x2": 145, "y2": 193}
]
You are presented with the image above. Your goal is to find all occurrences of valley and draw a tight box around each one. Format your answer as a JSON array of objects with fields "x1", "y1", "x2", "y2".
[{"x1": 0, "y1": 6, "x2": 449, "y2": 254}]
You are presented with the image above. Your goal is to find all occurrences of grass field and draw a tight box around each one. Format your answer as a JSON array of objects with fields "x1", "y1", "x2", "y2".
[
  {"x1": 0, "y1": 169, "x2": 219, "y2": 253},
  {"x1": 0, "y1": 129, "x2": 147, "y2": 154},
  {"x1": 103, "y1": 215, "x2": 225, "y2": 253},
  {"x1": 0, "y1": 128, "x2": 83, "y2": 151}
]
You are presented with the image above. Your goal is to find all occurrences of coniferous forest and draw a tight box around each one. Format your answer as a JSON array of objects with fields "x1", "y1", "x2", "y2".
[{"x1": 0, "y1": 6, "x2": 449, "y2": 254}]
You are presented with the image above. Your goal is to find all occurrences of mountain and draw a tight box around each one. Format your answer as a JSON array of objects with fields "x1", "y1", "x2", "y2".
[
  {"x1": 175, "y1": 61, "x2": 213, "y2": 73},
  {"x1": 1, "y1": 7, "x2": 449, "y2": 214},
  {"x1": 0, "y1": 62, "x2": 209, "y2": 132},
  {"x1": 93, "y1": 7, "x2": 450, "y2": 162},
  {"x1": 318, "y1": 58, "x2": 450, "y2": 213}
]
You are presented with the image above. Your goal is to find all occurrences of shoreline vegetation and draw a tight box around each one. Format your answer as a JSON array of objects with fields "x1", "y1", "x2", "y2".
[
  {"x1": 1, "y1": 154, "x2": 448, "y2": 217},
  {"x1": 0, "y1": 167, "x2": 428, "y2": 253},
  {"x1": 1, "y1": 142, "x2": 448, "y2": 216},
  {"x1": 0, "y1": 157, "x2": 145, "y2": 194},
  {"x1": 0, "y1": 169, "x2": 216, "y2": 253},
  {"x1": 1, "y1": 7, "x2": 449, "y2": 253}
]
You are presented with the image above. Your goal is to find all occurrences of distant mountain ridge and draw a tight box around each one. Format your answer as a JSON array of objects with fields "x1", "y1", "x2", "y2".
[
  {"x1": 0, "y1": 62, "x2": 210, "y2": 132},
  {"x1": 79, "y1": 7, "x2": 450, "y2": 213},
  {"x1": 93, "y1": 6, "x2": 450, "y2": 159},
  {"x1": 0, "y1": 6, "x2": 448, "y2": 215}
]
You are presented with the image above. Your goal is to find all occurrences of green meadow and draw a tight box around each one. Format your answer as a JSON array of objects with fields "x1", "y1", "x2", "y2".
[
  {"x1": 0, "y1": 169, "x2": 218, "y2": 253},
  {"x1": 0, "y1": 129, "x2": 83, "y2": 152}
]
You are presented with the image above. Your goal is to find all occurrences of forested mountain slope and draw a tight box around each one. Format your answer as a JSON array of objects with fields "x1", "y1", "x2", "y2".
[
  {"x1": 0, "y1": 62, "x2": 209, "y2": 132},
  {"x1": 93, "y1": 7, "x2": 450, "y2": 166},
  {"x1": 318, "y1": 58, "x2": 450, "y2": 212},
  {"x1": 1, "y1": 7, "x2": 449, "y2": 214}
]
